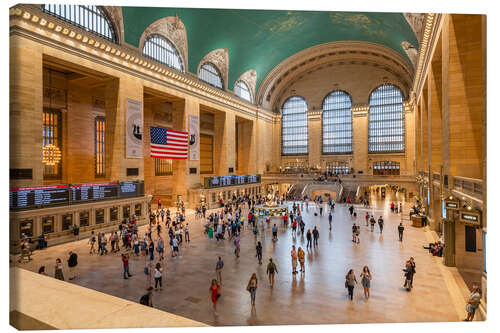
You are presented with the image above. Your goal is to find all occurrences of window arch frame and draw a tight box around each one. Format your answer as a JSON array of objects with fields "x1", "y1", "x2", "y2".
[
  {"x1": 281, "y1": 95, "x2": 309, "y2": 156},
  {"x1": 41, "y1": 4, "x2": 118, "y2": 43},
  {"x1": 321, "y1": 90, "x2": 353, "y2": 155},
  {"x1": 368, "y1": 84, "x2": 406, "y2": 153},
  {"x1": 142, "y1": 34, "x2": 185, "y2": 73},
  {"x1": 198, "y1": 62, "x2": 224, "y2": 89},
  {"x1": 234, "y1": 80, "x2": 253, "y2": 103}
]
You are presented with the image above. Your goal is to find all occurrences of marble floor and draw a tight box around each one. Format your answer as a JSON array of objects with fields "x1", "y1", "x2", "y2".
[{"x1": 11, "y1": 192, "x2": 470, "y2": 326}]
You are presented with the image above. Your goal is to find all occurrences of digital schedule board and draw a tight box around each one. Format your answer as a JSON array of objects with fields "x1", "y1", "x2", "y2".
[
  {"x1": 10, "y1": 185, "x2": 70, "y2": 210},
  {"x1": 71, "y1": 182, "x2": 119, "y2": 203},
  {"x1": 204, "y1": 174, "x2": 261, "y2": 189},
  {"x1": 10, "y1": 180, "x2": 145, "y2": 211}
]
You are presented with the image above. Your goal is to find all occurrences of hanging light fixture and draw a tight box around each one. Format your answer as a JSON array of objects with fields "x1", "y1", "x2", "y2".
[{"x1": 42, "y1": 143, "x2": 62, "y2": 165}]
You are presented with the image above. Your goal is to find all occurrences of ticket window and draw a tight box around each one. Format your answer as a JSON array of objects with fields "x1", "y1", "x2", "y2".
[
  {"x1": 20, "y1": 220, "x2": 33, "y2": 238},
  {"x1": 42, "y1": 216, "x2": 55, "y2": 234},
  {"x1": 123, "y1": 205, "x2": 130, "y2": 219},
  {"x1": 80, "y1": 211, "x2": 90, "y2": 227},
  {"x1": 95, "y1": 209, "x2": 105, "y2": 224},
  {"x1": 110, "y1": 207, "x2": 118, "y2": 222},
  {"x1": 135, "y1": 204, "x2": 142, "y2": 217},
  {"x1": 62, "y1": 214, "x2": 73, "y2": 231}
]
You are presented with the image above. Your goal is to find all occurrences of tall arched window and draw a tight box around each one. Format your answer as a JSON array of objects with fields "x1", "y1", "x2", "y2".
[
  {"x1": 234, "y1": 80, "x2": 252, "y2": 102},
  {"x1": 368, "y1": 84, "x2": 405, "y2": 153},
  {"x1": 142, "y1": 34, "x2": 184, "y2": 72},
  {"x1": 281, "y1": 96, "x2": 308, "y2": 155},
  {"x1": 198, "y1": 63, "x2": 223, "y2": 89},
  {"x1": 42, "y1": 5, "x2": 117, "y2": 43},
  {"x1": 322, "y1": 91, "x2": 353, "y2": 154}
]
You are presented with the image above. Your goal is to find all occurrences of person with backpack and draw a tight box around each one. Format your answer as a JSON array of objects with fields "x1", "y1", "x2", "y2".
[
  {"x1": 378, "y1": 216, "x2": 384, "y2": 233},
  {"x1": 266, "y1": 258, "x2": 278, "y2": 287},
  {"x1": 247, "y1": 273, "x2": 258, "y2": 308},
  {"x1": 140, "y1": 287, "x2": 153, "y2": 307},
  {"x1": 370, "y1": 216, "x2": 376, "y2": 232},
  {"x1": 67, "y1": 251, "x2": 78, "y2": 280},
  {"x1": 297, "y1": 247, "x2": 305, "y2": 273},
  {"x1": 256, "y1": 241, "x2": 263, "y2": 264},
  {"x1": 215, "y1": 256, "x2": 224, "y2": 284}
]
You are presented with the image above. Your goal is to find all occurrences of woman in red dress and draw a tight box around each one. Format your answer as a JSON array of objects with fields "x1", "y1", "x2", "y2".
[{"x1": 209, "y1": 279, "x2": 221, "y2": 313}]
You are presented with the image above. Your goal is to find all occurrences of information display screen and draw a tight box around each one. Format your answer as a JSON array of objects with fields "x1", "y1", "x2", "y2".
[
  {"x1": 10, "y1": 185, "x2": 70, "y2": 209},
  {"x1": 71, "y1": 182, "x2": 119, "y2": 203},
  {"x1": 204, "y1": 174, "x2": 261, "y2": 189},
  {"x1": 119, "y1": 181, "x2": 144, "y2": 197}
]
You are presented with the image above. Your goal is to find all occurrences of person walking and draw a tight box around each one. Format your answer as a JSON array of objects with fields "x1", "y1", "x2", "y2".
[
  {"x1": 272, "y1": 224, "x2": 278, "y2": 241},
  {"x1": 247, "y1": 273, "x2": 258, "y2": 308},
  {"x1": 398, "y1": 223, "x2": 404, "y2": 241},
  {"x1": 312, "y1": 226, "x2": 319, "y2": 247},
  {"x1": 378, "y1": 216, "x2": 384, "y2": 233},
  {"x1": 345, "y1": 269, "x2": 357, "y2": 300},
  {"x1": 256, "y1": 241, "x2": 263, "y2": 264},
  {"x1": 234, "y1": 234, "x2": 241, "y2": 258},
  {"x1": 297, "y1": 247, "x2": 306, "y2": 273},
  {"x1": 365, "y1": 212, "x2": 369, "y2": 226},
  {"x1": 266, "y1": 258, "x2": 278, "y2": 287},
  {"x1": 184, "y1": 223, "x2": 190, "y2": 242},
  {"x1": 54, "y1": 258, "x2": 64, "y2": 281},
  {"x1": 209, "y1": 279, "x2": 221, "y2": 314},
  {"x1": 67, "y1": 251, "x2": 78, "y2": 280},
  {"x1": 464, "y1": 284, "x2": 481, "y2": 321},
  {"x1": 291, "y1": 245, "x2": 298, "y2": 275},
  {"x1": 403, "y1": 258, "x2": 416, "y2": 290},
  {"x1": 360, "y1": 266, "x2": 372, "y2": 299},
  {"x1": 370, "y1": 216, "x2": 376, "y2": 232},
  {"x1": 154, "y1": 262, "x2": 163, "y2": 290},
  {"x1": 328, "y1": 211, "x2": 333, "y2": 230},
  {"x1": 88, "y1": 231, "x2": 96, "y2": 254},
  {"x1": 215, "y1": 256, "x2": 224, "y2": 284},
  {"x1": 121, "y1": 253, "x2": 132, "y2": 279},
  {"x1": 157, "y1": 237, "x2": 165, "y2": 261},
  {"x1": 292, "y1": 219, "x2": 298, "y2": 236},
  {"x1": 306, "y1": 229, "x2": 312, "y2": 249},
  {"x1": 352, "y1": 223, "x2": 358, "y2": 243}
]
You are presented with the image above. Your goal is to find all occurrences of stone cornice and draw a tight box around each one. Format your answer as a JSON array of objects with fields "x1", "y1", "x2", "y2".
[{"x1": 9, "y1": 5, "x2": 275, "y2": 124}]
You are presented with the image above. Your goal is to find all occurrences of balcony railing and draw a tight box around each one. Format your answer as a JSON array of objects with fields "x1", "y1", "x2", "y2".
[{"x1": 453, "y1": 176, "x2": 483, "y2": 197}]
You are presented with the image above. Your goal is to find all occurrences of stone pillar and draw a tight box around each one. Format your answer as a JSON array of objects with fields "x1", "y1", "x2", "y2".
[
  {"x1": 352, "y1": 108, "x2": 368, "y2": 174},
  {"x1": 213, "y1": 111, "x2": 236, "y2": 175},
  {"x1": 443, "y1": 218, "x2": 456, "y2": 267},
  {"x1": 307, "y1": 110, "x2": 321, "y2": 169},
  {"x1": 10, "y1": 36, "x2": 43, "y2": 187},
  {"x1": 171, "y1": 99, "x2": 201, "y2": 206},
  {"x1": 105, "y1": 78, "x2": 144, "y2": 181}
]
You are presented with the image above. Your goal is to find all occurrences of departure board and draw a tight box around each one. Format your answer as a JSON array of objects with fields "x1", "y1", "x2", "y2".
[
  {"x1": 204, "y1": 174, "x2": 261, "y2": 188},
  {"x1": 10, "y1": 185, "x2": 70, "y2": 209},
  {"x1": 119, "y1": 181, "x2": 144, "y2": 197},
  {"x1": 70, "y1": 182, "x2": 119, "y2": 202}
]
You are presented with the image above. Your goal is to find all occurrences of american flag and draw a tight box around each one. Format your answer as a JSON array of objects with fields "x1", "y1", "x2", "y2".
[{"x1": 150, "y1": 126, "x2": 189, "y2": 159}]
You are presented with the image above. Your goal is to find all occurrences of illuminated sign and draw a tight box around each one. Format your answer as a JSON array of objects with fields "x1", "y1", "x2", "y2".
[{"x1": 459, "y1": 210, "x2": 481, "y2": 227}]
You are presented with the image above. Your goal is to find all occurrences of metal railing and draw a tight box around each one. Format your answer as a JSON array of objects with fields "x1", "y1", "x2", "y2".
[{"x1": 453, "y1": 176, "x2": 483, "y2": 196}]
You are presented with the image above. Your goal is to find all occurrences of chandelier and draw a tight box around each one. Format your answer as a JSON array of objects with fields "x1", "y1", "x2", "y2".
[{"x1": 42, "y1": 144, "x2": 62, "y2": 166}]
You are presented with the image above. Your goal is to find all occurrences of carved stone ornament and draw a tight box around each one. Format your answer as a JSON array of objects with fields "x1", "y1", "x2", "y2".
[
  {"x1": 401, "y1": 41, "x2": 419, "y2": 66},
  {"x1": 102, "y1": 6, "x2": 124, "y2": 44},
  {"x1": 198, "y1": 48, "x2": 229, "y2": 89},
  {"x1": 235, "y1": 69, "x2": 257, "y2": 101},
  {"x1": 404, "y1": 13, "x2": 426, "y2": 44},
  {"x1": 139, "y1": 15, "x2": 189, "y2": 70}
]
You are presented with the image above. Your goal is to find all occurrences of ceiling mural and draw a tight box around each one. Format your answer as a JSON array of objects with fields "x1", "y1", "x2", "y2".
[{"x1": 121, "y1": 7, "x2": 419, "y2": 92}]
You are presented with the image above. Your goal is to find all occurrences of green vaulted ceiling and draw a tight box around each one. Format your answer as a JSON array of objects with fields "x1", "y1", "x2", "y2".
[{"x1": 121, "y1": 7, "x2": 418, "y2": 92}]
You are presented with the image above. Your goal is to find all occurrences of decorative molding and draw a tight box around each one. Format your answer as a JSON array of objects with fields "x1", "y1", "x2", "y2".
[
  {"x1": 138, "y1": 15, "x2": 189, "y2": 71},
  {"x1": 401, "y1": 41, "x2": 418, "y2": 66},
  {"x1": 235, "y1": 69, "x2": 257, "y2": 102},
  {"x1": 351, "y1": 104, "x2": 369, "y2": 117},
  {"x1": 307, "y1": 109, "x2": 322, "y2": 121},
  {"x1": 9, "y1": 5, "x2": 277, "y2": 124},
  {"x1": 197, "y1": 48, "x2": 229, "y2": 90},
  {"x1": 257, "y1": 41, "x2": 414, "y2": 111},
  {"x1": 404, "y1": 13, "x2": 426, "y2": 44},
  {"x1": 103, "y1": 6, "x2": 124, "y2": 45}
]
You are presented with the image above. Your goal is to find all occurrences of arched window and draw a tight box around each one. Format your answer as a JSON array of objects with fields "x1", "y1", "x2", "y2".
[
  {"x1": 234, "y1": 80, "x2": 252, "y2": 102},
  {"x1": 198, "y1": 63, "x2": 223, "y2": 89},
  {"x1": 322, "y1": 91, "x2": 353, "y2": 154},
  {"x1": 142, "y1": 34, "x2": 184, "y2": 72},
  {"x1": 368, "y1": 84, "x2": 405, "y2": 153},
  {"x1": 42, "y1": 5, "x2": 117, "y2": 43},
  {"x1": 281, "y1": 96, "x2": 308, "y2": 155}
]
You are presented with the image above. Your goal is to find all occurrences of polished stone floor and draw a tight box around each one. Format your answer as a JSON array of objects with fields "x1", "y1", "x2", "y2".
[{"x1": 12, "y1": 191, "x2": 469, "y2": 326}]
